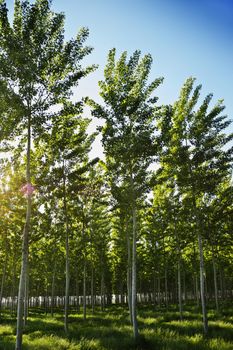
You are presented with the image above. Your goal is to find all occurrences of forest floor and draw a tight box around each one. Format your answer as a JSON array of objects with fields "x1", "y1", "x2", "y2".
[{"x1": 0, "y1": 304, "x2": 233, "y2": 350}]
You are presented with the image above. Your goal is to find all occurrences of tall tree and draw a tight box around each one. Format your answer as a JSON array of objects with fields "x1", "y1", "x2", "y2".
[
  {"x1": 156, "y1": 77, "x2": 233, "y2": 334},
  {"x1": 0, "y1": 1, "x2": 96, "y2": 348},
  {"x1": 89, "y1": 48, "x2": 163, "y2": 338}
]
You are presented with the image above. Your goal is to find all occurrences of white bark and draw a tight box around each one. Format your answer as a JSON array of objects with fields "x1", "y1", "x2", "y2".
[
  {"x1": 127, "y1": 228, "x2": 132, "y2": 323},
  {"x1": 212, "y1": 257, "x2": 219, "y2": 312},
  {"x1": 15, "y1": 114, "x2": 31, "y2": 350},
  {"x1": 178, "y1": 259, "x2": 183, "y2": 320},
  {"x1": 131, "y1": 204, "x2": 138, "y2": 339},
  {"x1": 198, "y1": 233, "x2": 208, "y2": 335},
  {"x1": 83, "y1": 261, "x2": 86, "y2": 319}
]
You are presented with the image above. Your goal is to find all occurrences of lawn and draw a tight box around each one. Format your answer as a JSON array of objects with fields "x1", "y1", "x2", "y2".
[{"x1": 0, "y1": 305, "x2": 232, "y2": 349}]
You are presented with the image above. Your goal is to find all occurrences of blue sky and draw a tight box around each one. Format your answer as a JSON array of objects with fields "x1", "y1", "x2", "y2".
[
  {"x1": 51, "y1": 0, "x2": 233, "y2": 104},
  {"x1": 5, "y1": 0, "x2": 233, "y2": 157}
]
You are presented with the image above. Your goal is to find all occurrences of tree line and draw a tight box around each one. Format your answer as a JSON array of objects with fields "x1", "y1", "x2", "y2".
[{"x1": 0, "y1": 1, "x2": 232, "y2": 349}]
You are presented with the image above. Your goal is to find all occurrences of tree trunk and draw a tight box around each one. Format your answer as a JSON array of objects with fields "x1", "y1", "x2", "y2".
[
  {"x1": 183, "y1": 271, "x2": 186, "y2": 305},
  {"x1": 165, "y1": 266, "x2": 168, "y2": 308},
  {"x1": 100, "y1": 271, "x2": 104, "y2": 312},
  {"x1": 63, "y1": 169, "x2": 70, "y2": 334},
  {"x1": 0, "y1": 246, "x2": 7, "y2": 319},
  {"x1": 178, "y1": 259, "x2": 183, "y2": 320},
  {"x1": 212, "y1": 256, "x2": 219, "y2": 312},
  {"x1": 126, "y1": 227, "x2": 132, "y2": 323},
  {"x1": 11, "y1": 251, "x2": 17, "y2": 316},
  {"x1": 153, "y1": 273, "x2": 156, "y2": 307},
  {"x1": 83, "y1": 260, "x2": 86, "y2": 320},
  {"x1": 158, "y1": 276, "x2": 161, "y2": 307},
  {"x1": 219, "y1": 268, "x2": 224, "y2": 301},
  {"x1": 15, "y1": 195, "x2": 31, "y2": 350},
  {"x1": 76, "y1": 273, "x2": 80, "y2": 312},
  {"x1": 23, "y1": 267, "x2": 29, "y2": 326},
  {"x1": 91, "y1": 265, "x2": 94, "y2": 314},
  {"x1": 198, "y1": 233, "x2": 208, "y2": 335},
  {"x1": 15, "y1": 114, "x2": 31, "y2": 350},
  {"x1": 51, "y1": 260, "x2": 57, "y2": 317},
  {"x1": 195, "y1": 273, "x2": 199, "y2": 307},
  {"x1": 131, "y1": 204, "x2": 138, "y2": 339}
]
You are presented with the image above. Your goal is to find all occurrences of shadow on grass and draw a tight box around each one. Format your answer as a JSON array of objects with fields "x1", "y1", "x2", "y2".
[{"x1": 0, "y1": 305, "x2": 233, "y2": 350}]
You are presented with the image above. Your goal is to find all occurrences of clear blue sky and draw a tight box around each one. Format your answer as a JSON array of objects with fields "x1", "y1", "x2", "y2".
[
  {"x1": 6, "y1": 0, "x2": 233, "y2": 157},
  {"x1": 52, "y1": 0, "x2": 233, "y2": 106}
]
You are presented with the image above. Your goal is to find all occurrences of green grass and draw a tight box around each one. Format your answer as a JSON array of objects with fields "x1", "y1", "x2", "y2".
[{"x1": 0, "y1": 305, "x2": 233, "y2": 349}]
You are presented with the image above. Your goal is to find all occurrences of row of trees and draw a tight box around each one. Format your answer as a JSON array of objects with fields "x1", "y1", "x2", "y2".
[{"x1": 0, "y1": 1, "x2": 232, "y2": 349}]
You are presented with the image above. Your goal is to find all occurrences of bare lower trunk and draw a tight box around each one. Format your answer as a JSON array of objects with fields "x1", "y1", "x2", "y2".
[
  {"x1": 212, "y1": 257, "x2": 219, "y2": 312},
  {"x1": 64, "y1": 170, "x2": 70, "y2": 334},
  {"x1": 76, "y1": 276, "x2": 80, "y2": 312},
  {"x1": 0, "y1": 244, "x2": 7, "y2": 319},
  {"x1": 178, "y1": 259, "x2": 183, "y2": 320},
  {"x1": 100, "y1": 272, "x2": 104, "y2": 312},
  {"x1": 15, "y1": 196, "x2": 31, "y2": 350},
  {"x1": 220, "y1": 269, "x2": 224, "y2": 301},
  {"x1": 158, "y1": 276, "x2": 161, "y2": 307},
  {"x1": 83, "y1": 261, "x2": 86, "y2": 320},
  {"x1": 91, "y1": 265, "x2": 94, "y2": 314},
  {"x1": 51, "y1": 260, "x2": 57, "y2": 317},
  {"x1": 153, "y1": 273, "x2": 156, "y2": 307},
  {"x1": 23, "y1": 267, "x2": 29, "y2": 326},
  {"x1": 183, "y1": 271, "x2": 186, "y2": 304},
  {"x1": 165, "y1": 266, "x2": 168, "y2": 308},
  {"x1": 16, "y1": 113, "x2": 31, "y2": 350},
  {"x1": 131, "y1": 205, "x2": 138, "y2": 339},
  {"x1": 11, "y1": 255, "x2": 16, "y2": 316},
  {"x1": 127, "y1": 229, "x2": 132, "y2": 323},
  {"x1": 195, "y1": 273, "x2": 199, "y2": 307},
  {"x1": 198, "y1": 233, "x2": 208, "y2": 335},
  {"x1": 64, "y1": 229, "x2": 70, "y2": 333}
]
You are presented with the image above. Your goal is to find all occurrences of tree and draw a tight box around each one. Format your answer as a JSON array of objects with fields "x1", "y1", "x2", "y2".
[
  {"x1": 0, "y1": 1, "x2": 96, "y2": 348},
  {"x1": 89, "y1": 48, "x2": 163, "y2": 338},
  {"x1": 156, "y1": 77, "x2": 233, "y2": 334}
]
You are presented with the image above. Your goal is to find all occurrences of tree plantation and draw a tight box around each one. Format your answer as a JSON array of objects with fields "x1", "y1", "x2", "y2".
[{"x1": 0, "y1": 1, "x2": 232, "y2": 350}]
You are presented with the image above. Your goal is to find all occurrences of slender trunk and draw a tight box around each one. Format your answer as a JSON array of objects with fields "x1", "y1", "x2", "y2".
[
  {"x1": 90, "y1": 227, "x2": 95, "y2": 315},
  {"x1": 165, "y1": 266, "x2": 168, "y2": 308},
  {"x1": 0, "y1": 240, "x2": 7, "y2": 319},
  {"x1": 198, "y1": 233, "x2": 208, "y2": 335},
  {"x1": 212, "y1": 256, "x2": 219, "y2": 311},
  {"x1": 195, "y1": 273, "x2": 199, "y2": 307},
  {"x1": 15, "y1": 113, "x2": 31, "y2": 350},
  {"x1": 51, "y1": 260, "x2": 57, "y2": 317},
  {"x1": 158, "y1": 276, "x2": 161, "y2": 307},
  {"x1": 63, "y1": 168, "x2": 70, "y2": 334},
  {"x1": 76, "y1": 275, "x2": 80, "y2": 312},
  {"x1": 209, "y1": 231, "x2": 219, "y2": 311},
  {"x1": 220, "y1": 268, "x2": 224, "y2": 301},
  {"x1": 83, "y1": 260, "x2": 86, "y2": 320},
  {"x1": 23, "y1": 267, "x2": 29, "y2": 326},
  {"x1": 153, "y1": 273, "x2": 156, "y2": 307},
  {"x1": 100, "y1": 271, "x2": 104, "y2": 312},
  {"x1": 81, "y1": 204, "x2": 87, "y2": 319},
  {"x1": 183, "y1": 271, "x2": 186, "y2": 305},
  {"x1": 15, "y1": 191, "x2": 31, "y2": 350},
  {"x1": 11, "y1": 251, "x2": 17, "y2": 316},
  {"x1": 126, "y1": 227, "x2": 132, "y2": 323},
  {"x1": 91, "y1": 265, "x2": 94, "y2": 314},
  {"x1": 178, "y1": 259, "x2": 183, "y2": 320},
  {"x1": 131, "y1": 204, "x2": 138, "y2": 339}
]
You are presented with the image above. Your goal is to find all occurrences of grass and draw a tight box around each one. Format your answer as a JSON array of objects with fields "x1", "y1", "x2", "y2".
[{"x1": 0, "y1": 305, "x2": 233, "y2": 349}]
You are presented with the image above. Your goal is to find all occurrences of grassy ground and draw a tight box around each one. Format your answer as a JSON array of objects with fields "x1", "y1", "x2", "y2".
[{"x1": 0, "y1": 305, "x2": 232, "y2": 350}]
